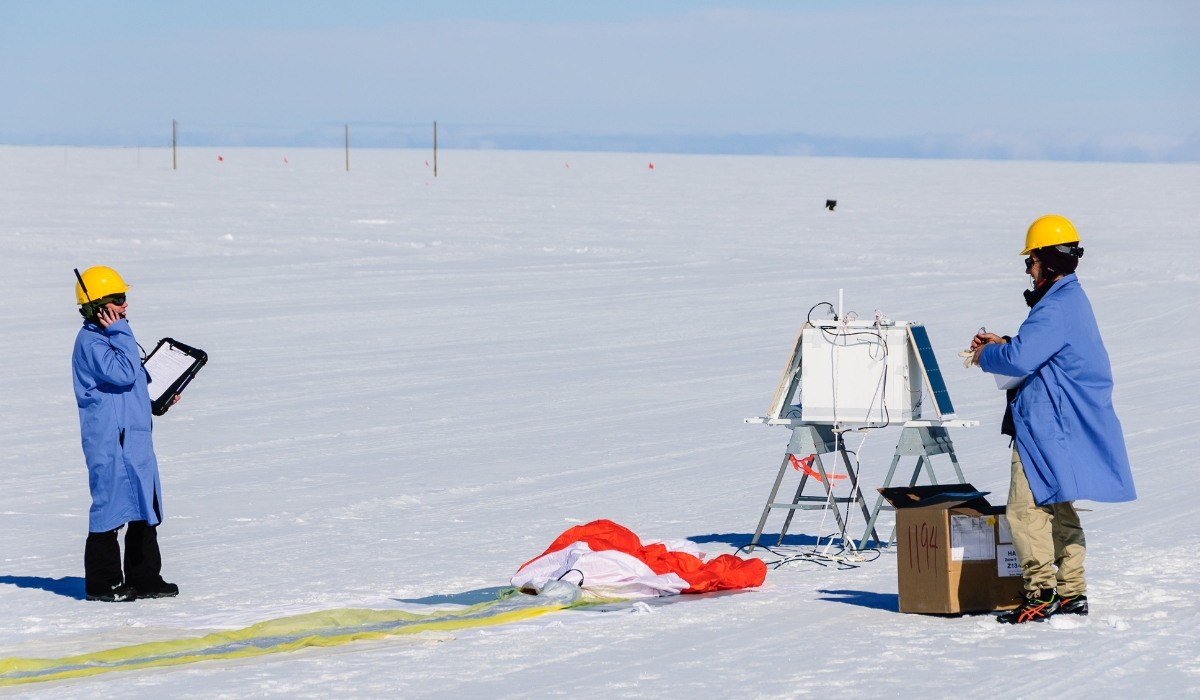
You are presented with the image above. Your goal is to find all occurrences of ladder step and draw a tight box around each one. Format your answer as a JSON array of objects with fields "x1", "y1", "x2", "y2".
[{"x1": 769, "y1": 501, "x2": 858, "y2": 509}]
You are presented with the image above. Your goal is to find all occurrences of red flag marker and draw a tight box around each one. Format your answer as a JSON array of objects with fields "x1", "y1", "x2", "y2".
[
  {"x1": 425, "y1": 161, "x2": 429, "y2": 166},
  {"x1": 283, "y1": 157, "x2": 288, "y2": 164},
  {"x1": 648, "y1": 162, "x2": 654, "y2": 169},
  {"x1": 217, "y1": 156, "x2": 224, "y2": 162},
  {"x1": 565, "y1": 163, "x2": 570, "y2": 168}
]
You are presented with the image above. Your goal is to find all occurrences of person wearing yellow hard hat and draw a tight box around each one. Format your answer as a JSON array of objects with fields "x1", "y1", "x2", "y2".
[
  {"x1": 969, "y1": 216, "x2": 1135, "y2": 624},
  {"x1": 72, "y1": 266, "x2": 179, "y2": 602}
]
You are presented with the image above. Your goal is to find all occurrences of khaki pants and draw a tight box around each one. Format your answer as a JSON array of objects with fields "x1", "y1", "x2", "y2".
[{"x1": 1008, "y1": 447, "x2": 1087, "y2": 596}]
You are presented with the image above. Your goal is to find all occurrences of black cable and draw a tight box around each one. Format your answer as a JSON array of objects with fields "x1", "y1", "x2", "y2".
[
  {"x1": 807, "y1": 302, "x2": 836, "y2": 326},
  {"x1": 735, "y1": 541, "x2": 883, "y2": 570},
  {"x1": 736, "y1": 542, "x2": 831, "y2": 565},
  {"x1": 735, "y1": 543, "x2": 791, "y2": 557},
  {"x1": 557, "y1": 569, "x2": 584, "y2": 587}
]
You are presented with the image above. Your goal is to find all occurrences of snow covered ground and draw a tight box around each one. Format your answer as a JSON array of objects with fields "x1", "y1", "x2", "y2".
[{"x1": 0, "y1": 145, "x2": 1197, "y2": 697}]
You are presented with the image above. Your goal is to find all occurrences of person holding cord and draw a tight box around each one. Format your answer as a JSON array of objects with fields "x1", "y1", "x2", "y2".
[
  {"x1": 73, "y1": 266, "x2": 179, "y2": 602},
  {"x1": 970, "y1": 216, "x2": 1136, "y2": 624}
]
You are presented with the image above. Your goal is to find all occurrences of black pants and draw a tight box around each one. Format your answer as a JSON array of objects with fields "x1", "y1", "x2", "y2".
[{"x1": 84, "y1": 521, "x2": 165, "y2": 595}]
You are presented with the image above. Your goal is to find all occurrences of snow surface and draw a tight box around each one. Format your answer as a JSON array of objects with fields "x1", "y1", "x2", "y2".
[{"x1": 0, "y1": 145, "x2": 1198, "y2": 697}]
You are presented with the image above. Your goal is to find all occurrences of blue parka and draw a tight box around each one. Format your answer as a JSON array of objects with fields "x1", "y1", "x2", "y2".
[
  {"x1": 72, "y1": 319, "x2": 163, "y2": 532},
  {"x1": 980, "y1": 274, "x2": 1136, "y2": 506}
]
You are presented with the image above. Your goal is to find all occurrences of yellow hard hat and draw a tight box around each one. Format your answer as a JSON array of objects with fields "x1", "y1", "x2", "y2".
[
  {"x1": 1022, "y1": 215, "x2": 1080, "y2": 255},
  {"x1": 75, "y1": 266, "x2": 130, "y2": 305}
]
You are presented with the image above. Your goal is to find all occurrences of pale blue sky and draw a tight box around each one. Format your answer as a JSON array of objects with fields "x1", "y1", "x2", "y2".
[{"x1": 1, "y1": 1, "x2": 1196, "y2": 160}]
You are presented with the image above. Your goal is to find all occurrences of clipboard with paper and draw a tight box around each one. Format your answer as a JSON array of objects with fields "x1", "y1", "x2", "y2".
[{"x1": 143, "y1": 338, "x2": 208, "y2": 416}]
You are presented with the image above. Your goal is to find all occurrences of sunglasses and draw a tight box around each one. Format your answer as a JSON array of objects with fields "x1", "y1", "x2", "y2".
[
  {"x1": 99, "y1": 294, "x2": 127, "y2": 306},
  {"x1": 1024, "y1": 256, "x2": 1036, "y2": 271}
]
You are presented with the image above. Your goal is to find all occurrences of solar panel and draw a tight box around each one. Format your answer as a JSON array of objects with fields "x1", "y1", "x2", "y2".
[{"x1": 907, "y1": 324, "x2": 955, "y2": 419}]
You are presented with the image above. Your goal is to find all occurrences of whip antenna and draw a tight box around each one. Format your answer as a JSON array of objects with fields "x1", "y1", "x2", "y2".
[{"x1": 74, "y1": 268, "x2": 92, "y2": 303}]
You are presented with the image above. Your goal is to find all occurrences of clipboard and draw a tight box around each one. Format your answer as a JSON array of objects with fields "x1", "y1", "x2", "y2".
[
  {"x1": 992, "y1": 373, "x2": 1027, "y2": 390},
  {"x1": 143, "y1": 338, "x2": 208, "y2": 416}
]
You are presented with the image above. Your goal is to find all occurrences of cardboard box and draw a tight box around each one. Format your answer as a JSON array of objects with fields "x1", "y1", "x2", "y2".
[{"x1": 880, "y1": 484, "x2": 1026, "y2": 615}]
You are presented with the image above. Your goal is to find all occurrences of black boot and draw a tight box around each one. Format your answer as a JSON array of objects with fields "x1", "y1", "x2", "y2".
[
  {"x1": 136, "y1": 581, "x2": 180, "y2": 599},
  {"x1": 997, "y1": 588, "x2": 1060, "y2": 624},
  {"x1": 124, "y1": 520, "x2": 178, "y2": 598},
  {"x1": 85, "y1": 528, "x2": 135, "y2": 602},
  {"x1": 1059, "y1": 594, "x2": 1088, "y2": 615},
  {"x1": 86, "y1": 582, "x2": 138, "y2": 602}
]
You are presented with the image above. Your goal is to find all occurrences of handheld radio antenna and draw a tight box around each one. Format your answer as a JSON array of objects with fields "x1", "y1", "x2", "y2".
[{"x1": 74, "y1": 268, "x2": 92, "y2": 303}]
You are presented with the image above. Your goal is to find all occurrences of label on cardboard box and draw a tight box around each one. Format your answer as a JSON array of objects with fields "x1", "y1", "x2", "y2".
[
  {"x1": 997, "y1": 514, "x2": 1012, "y2": 544},
  {"x1": 950, "y1": 515, "x2": 995, "y2": 561},
  {"x1": 997, "y1": 544, "x2": 1021, "y2": 577}
]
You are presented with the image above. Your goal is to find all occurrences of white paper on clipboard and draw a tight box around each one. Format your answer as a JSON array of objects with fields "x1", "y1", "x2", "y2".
[
  {"x1": 992, "y1": 373, "x2": 1027, "y2": 390},
  {"x1": 145, "y1": 344, "x2": 197, "y2": 402}
]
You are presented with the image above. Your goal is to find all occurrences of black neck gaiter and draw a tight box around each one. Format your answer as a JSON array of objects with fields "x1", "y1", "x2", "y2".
[{"x1": 1023, "y1": 276, "x2": 1058, "y2": 308}]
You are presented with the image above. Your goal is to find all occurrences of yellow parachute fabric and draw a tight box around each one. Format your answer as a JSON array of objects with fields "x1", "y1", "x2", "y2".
[{"x1": 0, "y1": 583, "x2": 582, "y2": 687}]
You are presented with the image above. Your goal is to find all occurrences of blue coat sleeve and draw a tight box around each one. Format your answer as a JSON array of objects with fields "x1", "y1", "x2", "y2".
[
  {"x1": 980, "y1": 300, "x2": 1066, "y2": 377},
  {"x1": 82, "y1": 320, "x2": 141, "y2": 387}
]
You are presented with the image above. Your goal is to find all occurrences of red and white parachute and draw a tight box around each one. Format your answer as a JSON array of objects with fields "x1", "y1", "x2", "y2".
[{"x1": 511, "y1": 520, "x2": 766, "y2": 599}]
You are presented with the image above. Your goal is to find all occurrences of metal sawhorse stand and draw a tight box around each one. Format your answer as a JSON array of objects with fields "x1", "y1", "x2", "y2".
[
  {"x1": 746, "y1": 421, "x2": 969, "y2": 552},
  {"x1": 747, "y1": 424, "x2": 882, "y2": 553}
]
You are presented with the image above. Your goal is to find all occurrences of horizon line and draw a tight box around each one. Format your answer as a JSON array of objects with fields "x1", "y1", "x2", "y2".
[{"x1": 3, "y1": 127, "x2": 1197, "y2": 164}]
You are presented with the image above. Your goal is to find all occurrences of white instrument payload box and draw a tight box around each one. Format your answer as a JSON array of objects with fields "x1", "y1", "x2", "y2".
[{"x1": 767, "y1": 319, "x2": 956, "y2": 426}]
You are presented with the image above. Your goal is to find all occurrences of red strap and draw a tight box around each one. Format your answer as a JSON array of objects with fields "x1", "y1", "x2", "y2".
[{"x1": 789, "y1": 454, "x2": 846, "y2": 484}]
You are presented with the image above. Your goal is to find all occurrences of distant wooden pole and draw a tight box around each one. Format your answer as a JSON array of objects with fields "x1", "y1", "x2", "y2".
[
  {"x1": 433, "y1": 121, "x2": 437, "y2": 177},
  {"x1": 345, "y1": 124, "x2": 349, "y2": 172},
  {"x1": 172, "y1": 120, "x2": 177, "y2": 170}
]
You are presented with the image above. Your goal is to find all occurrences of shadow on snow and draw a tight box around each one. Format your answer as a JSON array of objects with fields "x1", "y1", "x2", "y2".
[
  {"x1": 689, "y1": 532, "x2": 829, "y2": 548},
  {"x1": 0, "y1": 575, "x2": 86, "y2": 600},
  {"x1": 396, "y1": 586, "x2": 510, "y2": 606},
  {"x1": 816, "y1": 589, "x2": 899, "y2": 612}
]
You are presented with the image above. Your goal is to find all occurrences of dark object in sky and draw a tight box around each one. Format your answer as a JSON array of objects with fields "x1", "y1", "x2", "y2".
[{"x1": 826, "y1": 200, "x2": 837, "y2": 211}]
